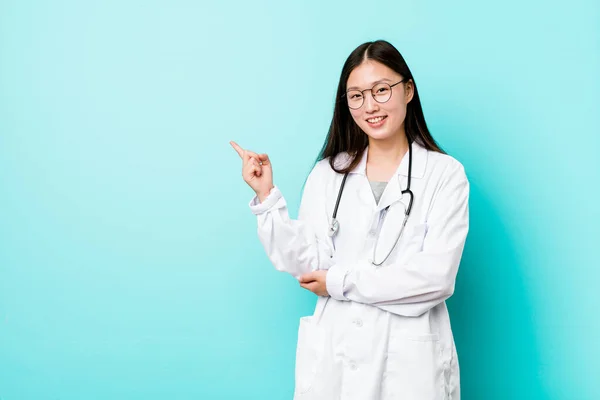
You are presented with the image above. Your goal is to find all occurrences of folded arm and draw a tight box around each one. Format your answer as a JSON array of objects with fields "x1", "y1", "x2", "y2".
[{"x1": 325, "y1": 165, "x2": 470, "y2": 317}]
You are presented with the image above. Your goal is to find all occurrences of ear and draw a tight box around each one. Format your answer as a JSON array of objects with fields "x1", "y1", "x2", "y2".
[{"x1": 405, "y1": 79, "x2": 415, "y2": 104}]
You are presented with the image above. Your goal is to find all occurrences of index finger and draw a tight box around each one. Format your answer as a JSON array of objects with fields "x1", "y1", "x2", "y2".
[
  {"x1": 229, "y1": 141, "x2": 245, "y2": 159},
  {"x1": 298, "y1": 272, "x2": 316, "y2": 283}
]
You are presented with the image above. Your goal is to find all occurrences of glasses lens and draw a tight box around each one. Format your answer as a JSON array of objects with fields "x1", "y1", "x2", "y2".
[
  {"x1": 346, "y1": 90, "x2": 363, "y2": 109},
  {"x1": 372, "y1": 83, "x2": 392, "y2": 103}
]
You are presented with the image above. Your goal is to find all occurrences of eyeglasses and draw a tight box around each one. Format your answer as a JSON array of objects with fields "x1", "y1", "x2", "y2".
[{"x1": 342, "y1": 78, "x2": 407, "y2": 110}]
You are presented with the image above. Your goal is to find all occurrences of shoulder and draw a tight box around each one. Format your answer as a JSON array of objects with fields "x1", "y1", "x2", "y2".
[
  {"x1": 302, "y1": 154, "x2": 352, "y2": 194},
  {"x1": 310, "y1": 152, "x2": 352, "y2": 178},
  {"x1": 425, "y1": 148, "x2": 468, "y2": 184}
]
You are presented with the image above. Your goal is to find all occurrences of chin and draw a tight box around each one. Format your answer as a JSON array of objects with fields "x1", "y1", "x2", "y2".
[{"x1": 363, "y1": 128, "x2": 396, "y2": 141}]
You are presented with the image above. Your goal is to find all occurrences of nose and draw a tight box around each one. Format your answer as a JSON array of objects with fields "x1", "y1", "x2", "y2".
[{"x1": 363, "y1": 91, "x2": 379, "y2": 113}]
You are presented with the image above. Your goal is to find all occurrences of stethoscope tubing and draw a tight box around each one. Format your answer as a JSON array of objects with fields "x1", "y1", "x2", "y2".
[{"x1": 328, "y1": 141, "x2": 415, "y2": 265}]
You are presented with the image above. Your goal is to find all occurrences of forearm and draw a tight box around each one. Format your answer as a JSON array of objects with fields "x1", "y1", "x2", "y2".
[
  {"x1": 251, "y1": 186, "x2": 334, "y2": 279},
  {"x1": 326, "y1": 246, "x2": 463, "y2": 317}
]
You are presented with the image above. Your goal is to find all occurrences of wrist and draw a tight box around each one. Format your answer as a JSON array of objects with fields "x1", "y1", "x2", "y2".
[{"x1": 257, "y1": 186, "x2": 274, "y2": 203}]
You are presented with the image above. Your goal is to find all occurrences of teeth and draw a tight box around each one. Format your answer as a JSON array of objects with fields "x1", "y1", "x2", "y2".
[{"x1": 368, "y1": 116, "x2": 385, "y2": 123}]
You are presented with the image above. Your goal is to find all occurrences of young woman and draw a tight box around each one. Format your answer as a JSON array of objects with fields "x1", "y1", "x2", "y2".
[{"x1": 231, "y1": 40, "x2": 469, "y2": 400}]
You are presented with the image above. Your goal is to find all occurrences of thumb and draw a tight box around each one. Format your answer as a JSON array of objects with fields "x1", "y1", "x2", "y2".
[{"x1": 258, "y1": 154, "x2": 271, "y2": 166}]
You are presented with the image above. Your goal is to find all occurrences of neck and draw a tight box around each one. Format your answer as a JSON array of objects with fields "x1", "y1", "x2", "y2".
[{"x1": 367, "y1": 133, "x2": 409, "y2": 167}]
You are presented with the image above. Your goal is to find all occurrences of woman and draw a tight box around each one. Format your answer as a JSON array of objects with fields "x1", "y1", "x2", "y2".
[{"x1": 231, "y1": 40, "x2": 469, "y2": 400}]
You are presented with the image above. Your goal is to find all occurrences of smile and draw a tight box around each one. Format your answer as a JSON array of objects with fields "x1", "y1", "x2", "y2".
[{"x1": 367, "y1": 116, "x2": 387, "y2": 123}]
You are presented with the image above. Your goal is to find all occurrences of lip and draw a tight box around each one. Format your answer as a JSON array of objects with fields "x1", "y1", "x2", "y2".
[{"x1": 366, "y1": 115, "x2": 387, "y2": 128}]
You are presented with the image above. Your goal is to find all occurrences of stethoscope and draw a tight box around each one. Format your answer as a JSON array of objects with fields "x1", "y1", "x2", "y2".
[{"x1": 327, "y1": 141, "x2": 415, "y2": 266}]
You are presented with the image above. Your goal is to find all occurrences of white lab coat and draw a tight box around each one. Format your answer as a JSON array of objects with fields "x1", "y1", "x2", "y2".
[{"x1": 249, "y1": 142, "x2": 469, "y2": 400}]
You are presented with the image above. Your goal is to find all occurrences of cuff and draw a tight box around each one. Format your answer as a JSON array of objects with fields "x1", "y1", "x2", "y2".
[
  {"x1": 326, "y1": 264, "x2": 348, "y2": 301},
  {"x1": 248, "y1": 186, "x2": 282, "y2": 215}
]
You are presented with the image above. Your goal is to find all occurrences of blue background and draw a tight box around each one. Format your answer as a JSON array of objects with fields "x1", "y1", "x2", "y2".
[{"x1": 1, "y1": 0, "x2": 598, "y2": 399}]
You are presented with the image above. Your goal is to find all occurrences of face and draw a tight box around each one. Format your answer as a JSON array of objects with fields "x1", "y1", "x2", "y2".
[{"x1": 345, "y1": 60, "x2": 413, "y2": 142}]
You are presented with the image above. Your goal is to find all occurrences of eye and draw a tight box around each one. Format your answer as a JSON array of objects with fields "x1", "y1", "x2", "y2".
[{"x1": 376, "y1": 87, "x2": 390, "y2": 94}]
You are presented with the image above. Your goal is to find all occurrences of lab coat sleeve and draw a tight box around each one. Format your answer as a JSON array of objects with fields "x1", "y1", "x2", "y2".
[
  {"x1": 326, "y1": 164, "x2": 469, "y2": 317},
  {"x1": 249, "y1": 162, "x2": 334, "y2": 279}
]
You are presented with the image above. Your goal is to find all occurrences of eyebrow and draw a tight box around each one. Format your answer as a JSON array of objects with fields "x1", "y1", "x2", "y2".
[{"x1": 347, "y1": 78, "x2": 393, "y2": 91}]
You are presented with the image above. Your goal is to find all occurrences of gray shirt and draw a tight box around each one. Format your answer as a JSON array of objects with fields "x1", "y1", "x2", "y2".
[{"x1": 369, "y1": 180, "x2": 388, "y2": 204}]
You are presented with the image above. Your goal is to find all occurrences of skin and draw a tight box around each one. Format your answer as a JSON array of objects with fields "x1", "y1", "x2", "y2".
[
  {"x1": 348, "y1": 60, "x2": 414, "y2": 182},
  {"x1": 231, "y1": 60, "x2": 414, "y2": 297}
]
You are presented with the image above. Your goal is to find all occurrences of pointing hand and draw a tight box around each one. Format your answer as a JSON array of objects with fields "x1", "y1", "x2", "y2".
[{"x1": 230, "y1": 141, "x2": 274, "y2": 202}]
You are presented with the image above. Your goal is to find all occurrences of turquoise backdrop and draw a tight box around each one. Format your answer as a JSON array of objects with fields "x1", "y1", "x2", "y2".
[{"x1": 1, "y1": 0, "x2": 598, "y2": 399}]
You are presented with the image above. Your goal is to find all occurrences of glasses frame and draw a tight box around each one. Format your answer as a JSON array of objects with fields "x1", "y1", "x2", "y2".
[{"x1": 342, "y1": 78, "x2": 408, "y2": 110}]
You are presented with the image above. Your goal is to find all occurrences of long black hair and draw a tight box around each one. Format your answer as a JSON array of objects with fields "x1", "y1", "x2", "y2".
[{"x1": 318, "y1": 40, "x2": 444, "y2": 173}]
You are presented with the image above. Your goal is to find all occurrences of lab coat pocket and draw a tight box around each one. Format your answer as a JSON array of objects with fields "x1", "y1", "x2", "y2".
[
  {"x1": 386, "y1": 223, "x2": 428, "y2": 265},
  {"x1": 316, "y1": 236, "x2": 335, "y2": 270},
  {"x1": 382, "y1": 332, "x2": 445, "y2": 400},
  {"x1": 294, "y1": 316, "x2": 325, "y2": 395},
  {"x1": 407, "y1": 223, "x2": 428, "y2": 251}
]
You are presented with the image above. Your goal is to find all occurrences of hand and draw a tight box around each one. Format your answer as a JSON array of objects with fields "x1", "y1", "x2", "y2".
[
  {"x1": 299, "y1": 270, "x2": 329, "y2": 297},
  {"x1": 230, "y1": 141, "x2": 274, "y2": 202}
]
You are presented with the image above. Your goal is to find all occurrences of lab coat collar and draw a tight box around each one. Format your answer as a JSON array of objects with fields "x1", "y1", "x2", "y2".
[
  {"x1": 334, "y1": 141, "x2": 428, "y2": 212},
  {"x1": 333, "y1": 141, "x2": 428, "y2": 179}
]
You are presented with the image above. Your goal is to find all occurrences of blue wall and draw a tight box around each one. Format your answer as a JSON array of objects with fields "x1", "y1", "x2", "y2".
[{"x1": 1, "y1": 0, "x2": 598, "y2": 399}]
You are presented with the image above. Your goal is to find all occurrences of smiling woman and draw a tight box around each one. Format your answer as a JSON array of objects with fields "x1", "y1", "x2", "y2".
[
  {"x1": 0, "y1": 0, "x2": 597, "y2": 397},
  {"x1": 232, "y1": 40, "x2": 469, "y2": 400}
]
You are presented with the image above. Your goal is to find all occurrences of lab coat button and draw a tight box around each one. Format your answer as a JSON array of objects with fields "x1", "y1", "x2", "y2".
[
  {"x1": 349, "y1": 362, "x2": 358, "y2": 371},
  {"x1": 354, "y1": 319, "x2": 363, "y2": 327}
]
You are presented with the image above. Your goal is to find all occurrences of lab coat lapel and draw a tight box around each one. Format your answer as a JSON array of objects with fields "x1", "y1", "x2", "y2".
[
  {"x1": 375, "y1": 174, "x2": 406, "y2": 212},
  {"x1": 343, "y1": 148, "x2": 377, "y2": 208},
  {"x1": 375, "y1": 142, "x2": 427, "y2": 212},
  {"x1": 357, "y1": 180, "x2": 377, "y2": 207}
]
